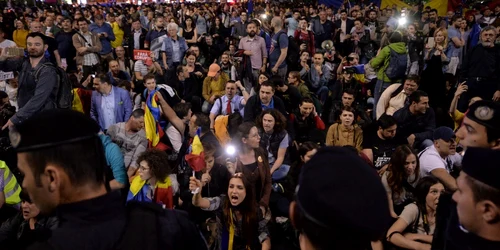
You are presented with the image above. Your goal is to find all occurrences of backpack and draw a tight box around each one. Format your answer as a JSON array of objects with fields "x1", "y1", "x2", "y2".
[
  {"x1": 385, "y1": 47, "x2": 408, "y2": 81},
  {"x1": 277, "y1": 31, "x2": 300, "y2": 66},
  {"x1": 217, "y1": 97, "x2": 243, "y2": 138},
  {"x1": 35, "y1": 63, "x2": 73, "y2": 109}
]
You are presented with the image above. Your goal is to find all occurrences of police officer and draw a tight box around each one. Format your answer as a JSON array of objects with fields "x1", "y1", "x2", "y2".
[
  {"x1": 433, "y1": 100, "x2": 500, "y2": 249},
  {"x1": 451, "y1": 147, "x2": 500, "y2": 250},
  {"x1": 289, "y1": 147, "x2": 392, "y2": 249},
  {"x1": 9, "y1": 109, "x2": 206, "y2": 250}
]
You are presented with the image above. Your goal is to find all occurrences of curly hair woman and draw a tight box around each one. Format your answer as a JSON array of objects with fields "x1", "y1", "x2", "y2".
[{"x1": 127, "y1": 149, "x2": 174, "y2": 209}]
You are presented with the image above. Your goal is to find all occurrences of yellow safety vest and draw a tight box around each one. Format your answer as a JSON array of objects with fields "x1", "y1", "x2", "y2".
[{"x1": 0, "y1": 160, "x2": 21, "y2": 205}]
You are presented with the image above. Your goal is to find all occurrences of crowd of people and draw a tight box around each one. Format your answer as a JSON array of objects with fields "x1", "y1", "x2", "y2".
[{"x1": 0, "y1": 0, "x2": 499, "y2": 249}]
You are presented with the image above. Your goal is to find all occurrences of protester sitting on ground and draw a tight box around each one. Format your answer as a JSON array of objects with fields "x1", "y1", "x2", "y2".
[
  {"x1": 256, "y1": 109, "x2": 291, "y2": 182},
  {"x1": 189, "y1": 172, "x2": 271, "y2": 250},
  {"x1": 0, "y1": 190, "x2": 58, "y2": 249},
  {"x1": 386, "y1": 176, "x2": 445, "y2": 250},
  {"x1": 227, "y1": 122, "x2": 272, "y2": 216},
  {"x1": 419, "y1": 126, "x2": 462, "y2": 191},
  {"x1": 325, "y1": 106, "x2": 363, "y2": 151},
  {"x1": 382, "y1": 145, "x2": 421, "y2": 218},
  {"x1": 127, "y1": 149, "x2": 175, "y2": 209},
  {"x1": 376, "y1": 75, "x2": 420, "y2": 119},
  {"x1": 448, "y1": 81, "x2": 482, "y2": 131}
]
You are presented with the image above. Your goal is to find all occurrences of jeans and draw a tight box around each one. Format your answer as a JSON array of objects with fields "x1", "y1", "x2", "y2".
[
  {"x1": 202, "y1": 101, "x2": 213, "y2": 114},
  {"x1": 271, "y1": 164, "x2": 291, "y2": 181},
  {"x1": 315, "y1": 86, "x2": 329, "y2": 104},
  {"x1": 242, "y1": 68, "x2": 261, "y2": 92},
  {"x1": 373, "y1": 79, "x2": 392, "y2": 119},
  {"x1": 271, "y1": 65, "x2": 288, "y2": 83}
]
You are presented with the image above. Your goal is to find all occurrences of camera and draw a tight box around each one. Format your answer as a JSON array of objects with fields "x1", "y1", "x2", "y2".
[{"x1": 347, "y1": 56, "x2": 354, "y2": 61}]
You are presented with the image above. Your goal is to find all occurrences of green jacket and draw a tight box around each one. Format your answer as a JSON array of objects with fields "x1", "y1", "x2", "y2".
[{"x1": 370, "y1": 42, "x2": 407, "y2": 83}]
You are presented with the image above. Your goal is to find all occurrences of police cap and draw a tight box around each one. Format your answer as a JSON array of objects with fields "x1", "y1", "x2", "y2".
[
  {"x1": 465, "y1": 100, "x2": 500, "y2": 130},
  {"x1": 296, "y1": 147, "x2": 391, "y2": 239},
  {"x1": 463, "y1": 147, "x2": 500, "y2": 190},
  {"x1": 10, "y1": 109, "x2": 100, "y2": 152}
]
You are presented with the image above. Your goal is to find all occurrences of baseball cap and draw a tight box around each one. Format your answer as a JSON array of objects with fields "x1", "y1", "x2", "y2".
[
  {"x1": 207, "y1": 63, "x2": 220, "y2": 77},
  {"x1": 433, "y1": 126, "x2": 456, "y2": 142}
]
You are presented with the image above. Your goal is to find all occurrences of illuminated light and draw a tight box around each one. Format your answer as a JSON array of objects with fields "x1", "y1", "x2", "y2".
[
  {"x1": 398, "y1": 17, "x2": 407, "y2": 26},
  {"x1": 226, "y1": 145, "x2": 236, "y2": 156}
]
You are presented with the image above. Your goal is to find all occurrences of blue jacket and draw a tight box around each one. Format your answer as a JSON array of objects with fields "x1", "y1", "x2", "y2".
[
  {"x1": 99, "y1": 134, "x2": 127, "y2": 185},
  {"x1": 161, "y1": 36, "x2": 188, "y2": 68},
  {"x1": 91, "y1": 86, "x2": 133, "y2": 131},
  {"x1": 89, "y1": 22, "x2": 115, "y2": 55}
]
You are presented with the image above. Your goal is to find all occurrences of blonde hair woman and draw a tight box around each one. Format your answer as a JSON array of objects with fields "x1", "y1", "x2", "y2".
[{"x1": 419, "y1": 27, "x2": 450, "y2": 110}]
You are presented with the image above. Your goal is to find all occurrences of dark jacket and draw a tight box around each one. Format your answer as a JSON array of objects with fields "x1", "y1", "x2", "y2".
[
  {"x1": 55, "y1": 30, "x2": 77, "y2": 71},
  {"x1": 259, "y1": 129, "x2": 291, "y2": 165},
  {"x1": 243, "y1": 95, "x2": 287, "y2": 123},
  {"x1": 127, "y1": 28, "x2": 148, "y2": 57},
  {"x1": 432, "y1": 193, "x2": 500, "y2": 250},
  {"x1": 236, "y1": 148, "x2": 272, "y2": 208},
  {"x1": 0, "y1": 57, "x2": 58, "y2": 125},
  {"x1": 26, "y1": 192, "x2": 207, "y2": 250},
  {"x1": 393, "y1": 106, "x2": 436, "y2": 144},
  {"x1": 461, "y1": 44, "x2": 500, "y2": 88},
  {"x1": 289, "y1": 111, "x2": 326, "y2": 144},
  {"x1": 334, "y1": 19, "x2": 355, "y2": 43},
  {"x1": 0, "y1": 212, "x2": 58, "y2": 250}
]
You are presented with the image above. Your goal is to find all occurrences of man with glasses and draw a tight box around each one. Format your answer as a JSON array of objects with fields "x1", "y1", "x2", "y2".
[{"x1": 460, "y1": 26, "x2": 500, "y2": 109}]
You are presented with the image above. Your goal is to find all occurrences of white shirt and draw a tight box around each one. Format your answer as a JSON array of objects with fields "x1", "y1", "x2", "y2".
[
  {"x1": 210, "y1": 95, "x2": 245, "y2": 116},
  {"x1": 419, "y1": 145, "x2": 462, "y2": 177},
  {"x1": 340, "y1": 20, "x2": 347, "y2": 43}
]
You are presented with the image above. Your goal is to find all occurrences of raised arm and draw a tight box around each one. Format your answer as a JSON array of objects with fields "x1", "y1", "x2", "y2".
[{"x1": 156, "y1": 92, "x2": 185, "y2": 134}]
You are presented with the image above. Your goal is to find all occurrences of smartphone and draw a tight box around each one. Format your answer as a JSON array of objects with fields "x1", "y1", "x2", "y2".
[{"x1": 427, "y1": 37, "x2": 435, "y2": 48}]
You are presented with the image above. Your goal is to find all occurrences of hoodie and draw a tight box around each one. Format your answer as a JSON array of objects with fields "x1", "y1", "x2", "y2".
[
  {"x1": 99, "y1": 134, "x2": 127, "y2": 185},
  {"x1": 370, "y1": 42, "x2": 407, "y2": 83}
]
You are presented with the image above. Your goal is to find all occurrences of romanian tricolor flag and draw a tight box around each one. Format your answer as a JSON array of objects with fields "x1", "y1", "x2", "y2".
[
  {"x1": 127, "y1": 174, "x2": 173, "y2": 209},
  {"x1": 185, "y1": 128, "x2": 206, "y2": 173},
  {"x1": 71, "y1": 88, "x2": 92, "y2": 115},
  {"x1": 351, "y1": 64, "x2": 366, "y2": 85},
  {"x1": 144, "y1": 89, "x2": 167, "y2": 150}
]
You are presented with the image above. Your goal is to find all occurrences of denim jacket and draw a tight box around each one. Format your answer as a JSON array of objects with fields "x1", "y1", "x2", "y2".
[{"x1": 161, "y1": 37, "x2": 188, "y2": 68}]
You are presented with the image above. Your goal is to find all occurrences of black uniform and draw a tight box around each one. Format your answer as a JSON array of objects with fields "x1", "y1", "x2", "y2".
[
  {"x1": 432, "y1": 194, "x2": 500, "y2": 250},
  {"x1": 27, "y1": 191, "x2": 207, "y2": 250}
]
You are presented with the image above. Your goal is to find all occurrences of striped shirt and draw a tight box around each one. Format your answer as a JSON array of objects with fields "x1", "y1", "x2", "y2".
[{"x1": 81, "y1": 32, "x2": 100, "y2": 66}]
